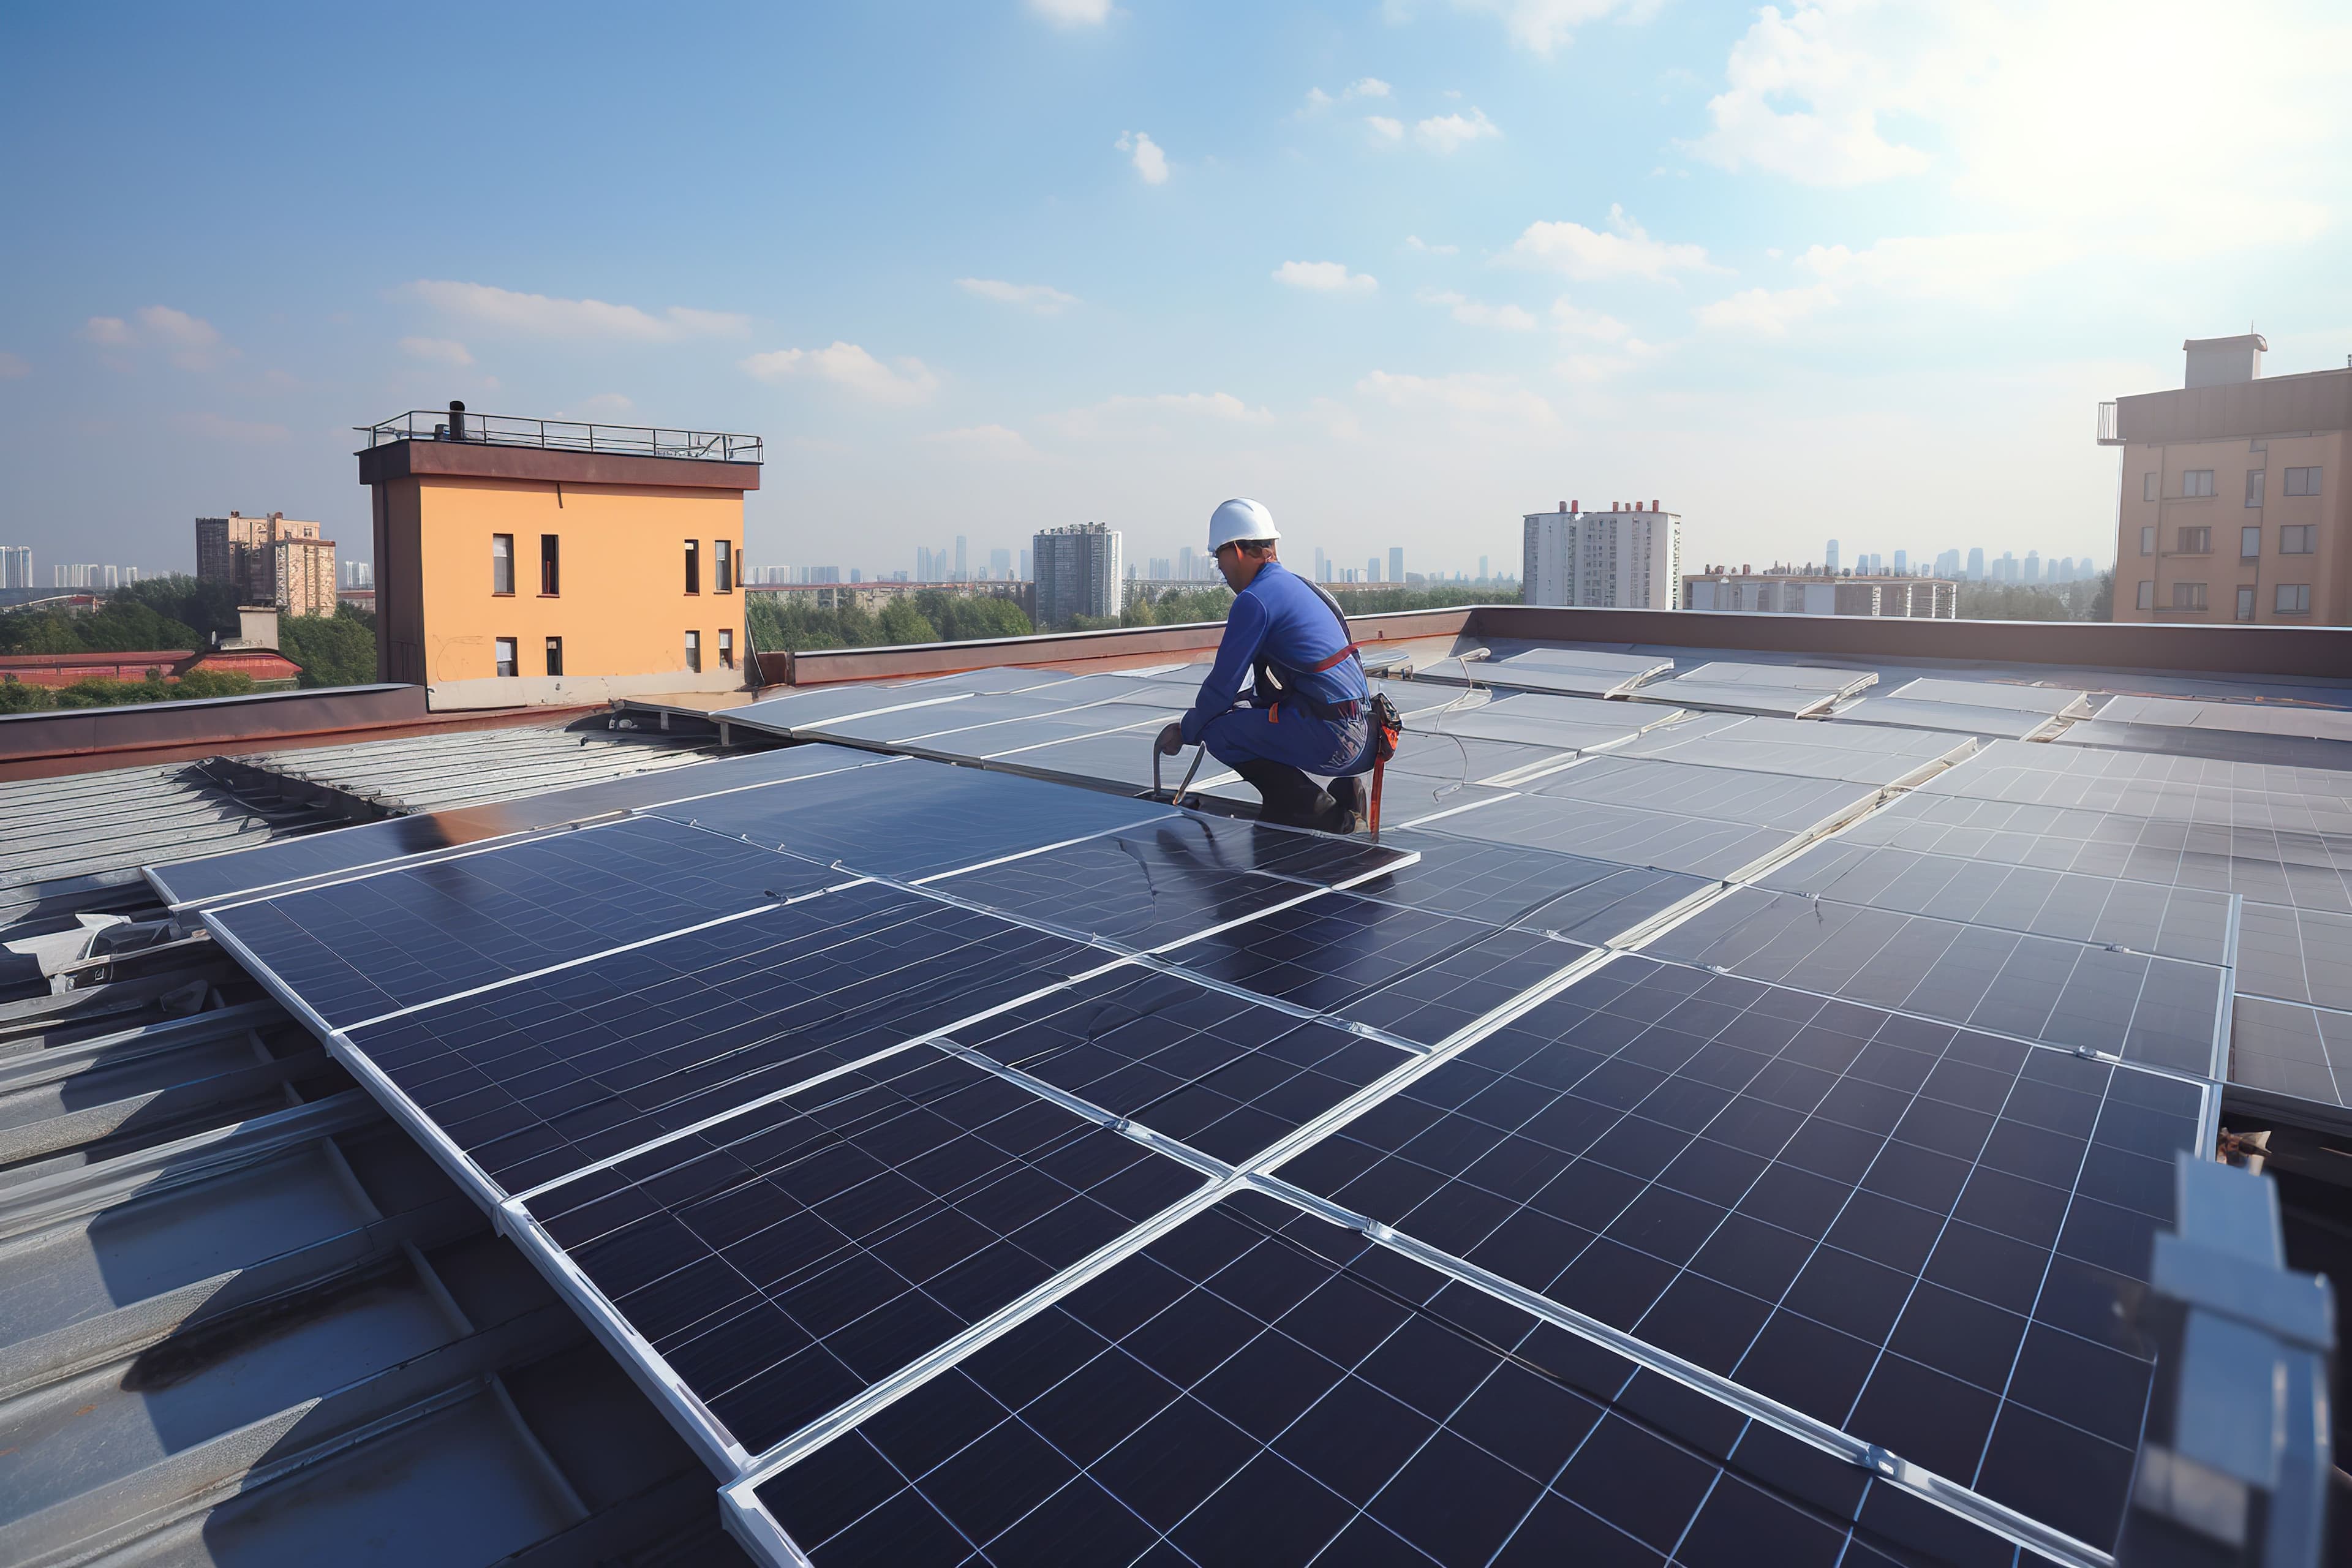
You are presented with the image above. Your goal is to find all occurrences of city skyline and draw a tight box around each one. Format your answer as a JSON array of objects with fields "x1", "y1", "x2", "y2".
[{"x1": 4, "y1": 6, "x2": 2342, "y2": 589}]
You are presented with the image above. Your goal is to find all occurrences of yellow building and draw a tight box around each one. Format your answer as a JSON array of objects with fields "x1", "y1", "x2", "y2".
[{"x1": 357, "y1": 405, "x2": 762, "y2": 706}]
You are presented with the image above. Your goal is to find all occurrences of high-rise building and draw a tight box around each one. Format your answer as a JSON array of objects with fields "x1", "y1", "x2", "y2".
[
  {"x1": 1477, "y1": 554, "x2": 1488, "y2": 581},
  {"x1": 1367, "y1": 557, "x2": 1381, "y2": 584},
  {"x1": 954, "y1": 535, "x2": 968, "y2": 580},
  {"x1": 273, "y1": 535, "x2": 338, "y2": 617},
  {"x1": 1935, "y1": 549, "x2": 1960, "y2": 579},
  {"x1": 1177, "y1": 546, "x2": 1197, "y2": 582},
  {"x1": 1966, "y1": 546, "x2": 1985, "y2": 581},
  {"x1": 1522, "y1": 500, "x2": 1682, "y2": 610},
  {"x1": 1313, "y1": 546, "x2": 1325, "y2": 582},
  {"x1": 197, "y1": 511, "x2": 324, "y2": 605},
  {"x1": 989, "y1": 547, "x2": 1011, "y2": 579},
  {"x1": 1032, "y1": 522, "x2": 1123, "y2": 627},
  {"x1": 1388, "y1": 547, "x2": 1404, "y2": 586},
  {"x1": 0, "y1": 545, "x2": 28, "y2": 588},
  {"x1": 1019, "y1": 548, "x2": 1031, "y2": 580},
  {"x1": 1825, "y1": 540, "x2": 1840, "y2": 574},
  {"x1": 1893, "y1": 549, "x2": 1909, "y2": 575},
  {"x1": 2106, "y1": 333, "x2": 2348, "y2": 624}
]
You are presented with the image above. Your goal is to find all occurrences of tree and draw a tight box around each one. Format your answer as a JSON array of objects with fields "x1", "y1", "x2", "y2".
[
  {"x1": 875, "y1": 598, "x2": 940, "y2": 645},
  {"x1": 279, "y1": 606, "x2": 378, "y2": 687},
  {"x1": 2089, "y1": 569, "x2": 2116, "y2": 622},
  {"x1": 0, "y1": 679, "x2": 53, "y2": 714}
]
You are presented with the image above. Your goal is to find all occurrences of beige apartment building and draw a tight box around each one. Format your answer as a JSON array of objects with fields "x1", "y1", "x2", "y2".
[
  {"x1": 195, "y1": 511, "x2": 336, "y2": 613},
  {"x1": 2104, "y1": 334, "x2": 2350, "y2": 625}
]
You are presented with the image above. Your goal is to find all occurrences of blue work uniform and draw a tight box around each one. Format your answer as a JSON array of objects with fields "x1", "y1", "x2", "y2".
[{"x1": 1178, "y1": 562, "x2": 1373, "y2": 778}]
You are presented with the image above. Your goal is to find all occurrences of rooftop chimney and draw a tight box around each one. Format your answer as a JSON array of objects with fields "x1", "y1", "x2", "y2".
[
  {"x1": 1652, "y1": 498, "x2": 1660, "y2": 511},
  {"x1": 1570, "y1": 499, "x2": 1578, "y2": 513},
  {"x1": 2182, "y1": 334, "x2": 2266, "y2": 390},
  {"x1": 1558, "y1": 501, "x2": 1567, "y2": 513},
  {"x1": 449, "y1": 399, "x2": 468, "y2": 441}
]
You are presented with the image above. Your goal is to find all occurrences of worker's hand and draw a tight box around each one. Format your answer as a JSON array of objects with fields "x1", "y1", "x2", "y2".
[{"x1": 1156, "y1": 722, "x2": 1186, "y2": 757}]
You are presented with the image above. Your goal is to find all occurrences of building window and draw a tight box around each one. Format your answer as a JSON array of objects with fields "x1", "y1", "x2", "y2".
[
  {"x1": 545, "y1": 636, "x2": 564, "y2": 677},
  {"x1": 2277, "y1": 583, "x2": 2311, "y2": 615},
  {"x1": 2237, "y1": 586, "x2": 2256, "y2": 622},
  {"x1": 2138, "y1": 525, "x2": 2155, "y2": 556},
  {"x1": 2181, "y1": 469, "x2": 2215, "y2": 498},
  {"x1": 718, "y1": 627, "x2": 734, "y2": 669},
  {"x1": 684, "y1": 630, "x2": 701, "y2": 673},
  {"x1": 2245, "y1": 470, "x2": 2265, "y2": 507},
  {"x1": 2176, "y1": 526, "x2": 2211, "y2": 555},
  {"x1": 715, "y1": 540, "x2": 733, "y2": 594},
  {"x1": 2136, "y1": 579, "x2": 2154, "y2": 610},
  {"x1": 494, "y1": 637, "x2": 518, "y2": 678},
  {"x1": 2282, "y1": 524, "x2": 2316, "y2": 554},
  {"x1": 2285, "y1": 467, "x2": 2322, "y2": 497},
  {"x1": 685, "y1": 540, "x2": 700, "y2": 594},
  {"x1": 2143, "y1": 472, "x2": 2157, "y2": 502},
  {"x1": 2171, "y1": 582, "x2": 2207, "y2": 611},
  {"x1": 492, "y1": 534, "x2": 514, "y2": 595},
  {"x1": 540, "y1": 535, "x2": 560, "y2": 595},
  {"x1": 2241, "y1": 526, "x2": 2262, "y2": 559}
]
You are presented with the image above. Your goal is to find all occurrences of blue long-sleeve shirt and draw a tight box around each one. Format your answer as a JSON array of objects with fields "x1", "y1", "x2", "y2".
[{"x1": 1180, "y1": 562, "x2": 1370, "y2": 745}]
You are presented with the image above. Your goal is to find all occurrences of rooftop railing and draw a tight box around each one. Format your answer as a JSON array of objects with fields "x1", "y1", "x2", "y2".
[{"x1": 356, "y1": 409, "x2": 762, "y2": 462}]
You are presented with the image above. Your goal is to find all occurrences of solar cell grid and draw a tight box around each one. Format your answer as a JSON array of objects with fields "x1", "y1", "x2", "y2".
[
  {"x1": 972, "y1": 725, "x2": 1196, "y2": 793},
  {"x1": 1828, "y1": 698, "x2": 2063, "y2": 742},
  {"x1": 2230, "y1": 997, "x2": 2352, "y2": 1109},
  {"x1": 2233, "y1": 902, "x2": 2352, "y2": 1011},
  {"x1": 2056, "y1": 719, "x2": 2352, "y2": 771},
  {"x1": 1675, "y1": 662, "x2": 1879, "y2": 696},
  {"x1": 805, "y1": 693, "x2": 1120, "y2": 747},
  {"x1": 207, "y1": 813, "x2": 852, "y2": 1028},
  {"x1": 1346, "y1": 830, "x2": 1713, "y2": 943},
  {"x1": 342, "y1": 882, "x2": 1111, "y2": 1194},
  {"x1": 2095, "y1": 693, "x2": 2352, "y2": 742},
  {"x1": 1629, "y1": 682, "x2": 1841, "y2": 719},
  {"x1": 1271, "y1": 954, "x2": 2204, "y2": 1553},
  {"x1": 1643, "y1": 886, "x2": 2226, "y2": 1077},
  {"x1": 944, "y1": 965, "x2": 1415, "y2": 1165},
  {"x1": 1407, "y1": 703, "x2": 1653, "y2": 756},
  {"x1": 739, "y1": 1186, "x2": 2029, "y2": 1568},
  {"x1": 1880, "y1": 679, "x2": 2092, "y2": 717},
  {"x1": 148, "y1": 742, "x2": 884, "y2": 909},
  {"x1": 518, "y1": 1047, "x2": 1208, "y2": 1460},
  {"x1": 1757, "y1": 839, "x2": 2237, "y2": 968},
  {"x1": 916, "y1": 814, "x2": 1412, "y2": 952},
  {"x1": 644, "y1": 758, "x2": 1177, "y2": 878},
  {"x1": 1155, "y1": 892, "x2": 1593, "y2": 1046},
  {"x1": 1414, "y1": 791, "x2": 1801, "y2": 881},
  {"x1": 1525, "y1": 756, "x2": 1883, "y2": 834}
]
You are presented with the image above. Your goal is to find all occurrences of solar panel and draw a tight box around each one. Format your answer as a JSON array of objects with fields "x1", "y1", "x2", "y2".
[
  {"x1": 1642, "y1": 887, "x2": 2228, "y2": 1077},
  {"x1": 2234, "y1": 901, "x2": 2352, "y2": 1011},
  {"x1": 2229, "y1": 997, "x2": 2352, "y2": 1110},
  {"x1": 1756, "y1": 839, "x2": 2237, "y2": 968},
  {"x1": 1882, "y1": 679, "x2": 2094, "y2": 717},
  {"x1": 1829, "y1": 697, "x2": 2067, "y2": 742},
  {"x1": 1155, "y1": 892, "x2": 1595, "y2": 1046},
  {"x1": 1412, "y1": 701, "x2": 1660, "y2": 755},
  {"x1": 341, "y1": 883, "x2": 1114, "y2": 1195},
  {"x1": 644, "y1": 756, "x2": 1177, "y2": 878},
  {"x1": 1921, "y1": 741, "x2": 2352, "y2": 828},
  {"x1": 1525, "y1": 756, "x2": 1885, "y2": 835},
  {"x1": 509, "y1": 1047, "x2": 1211, "y2": 1461},
  {"x1": 728, "y1": 1185, "x2": 2034, "y2": 1568},
  {"x1": 1603, "y1": 712, "x2": 1973, "y2": 787},
  {"x1": 1348, "y1": 831, "x2": 1715, "y2": 943},
  {"x1": 1414, "y1": 793, "x2": 1804, "y2": 881},
  {"x1": 208, "y1": 814, "x2": 858, "y2": 1029},
  {"x1": 147, "y1": 742, "x2": 886, "y2": 910},
  {"x1": 2057, "y1": 719, "x2": 2352, "y2": 771},
  {"x1": 1268, "y1": 954, "x2": 2207, "y2": 1552},
  {"x1": 945, "y1": 965, "x2": 1415, "y2": 1164},
  {"x1": 800, "y1": 691, "x2": 1115, "y2": 746},
  {"x1": 1448, "y1": 650, "x2": 1675, "y2": 699},
  {"x1": 1675, "y1": 662, "x2": 1880, "y2": 697},
  {"x1": 2095, "y1": 693, "x2": 2352, "y2": 743}
]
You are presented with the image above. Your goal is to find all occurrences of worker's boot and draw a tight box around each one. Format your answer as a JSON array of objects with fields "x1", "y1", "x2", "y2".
[
  {"x1": 1329, "y1": 774, "x2": 1367, "y2": 821},
  {"x1": 1233, "y1": 758, "x2": 1346, "y2": 831}
]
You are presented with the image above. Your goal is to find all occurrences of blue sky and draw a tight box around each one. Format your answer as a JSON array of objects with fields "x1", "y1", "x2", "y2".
[{"x1": 3, "y1": 0, "x2": 2346, "y2": 583}]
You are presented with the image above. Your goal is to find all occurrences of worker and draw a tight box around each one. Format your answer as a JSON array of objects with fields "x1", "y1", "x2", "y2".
[{"x1": 1156, "y1": 498, "x2": 1371, "y2": 832}]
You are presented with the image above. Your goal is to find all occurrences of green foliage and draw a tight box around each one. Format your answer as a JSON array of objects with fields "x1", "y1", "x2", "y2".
[
  {"x1": 746, "y1": 590, "x2": 1031, "y2": 653},
  {"x1": 279, "y1": 606, "x2": 379, "y2": 688},
  {"x1": 0, "y1": 667, "x2": 260, "y2": 713},
  {"x1": 116, "y1": 575, "x2": 241, "y2": 641},
  {"x1": 875, "y1": 599, "x2": 940, "y2": 646},
  {"x1": 1110, "y1": 580, "x2": 1515, "y2": 631},
  {"x1": 1954, "y1": 579, "x2": 2104, "y2": 622},
  {"x1": 2088, "y1": 569, "x2": 2116, "y2": 622},
  {"x1": 172, "y1": 669, "x2": 262, "y2": 699},
  {"x1": 0, "y1": 679, "x2": 53, "y2": 714}
]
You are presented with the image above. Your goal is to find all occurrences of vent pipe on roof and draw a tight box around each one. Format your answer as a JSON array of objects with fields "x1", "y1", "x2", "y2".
[
  {"x1": 1653, "y1": 498, "x2": 1660, "y2": 511},
  {"x1": 449, "y1": 400, "x2": 467, "y2": 442},
  {"x1": 1570, "y1": 499, "x2": 1577, "y2": 513},
  {"x1": 1559, "y1": 501, "x2": 1567, "y2": 513}
]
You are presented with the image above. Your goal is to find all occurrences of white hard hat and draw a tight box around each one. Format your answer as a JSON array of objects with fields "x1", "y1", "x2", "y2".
[{"x1": 1208, "y1": 498, "x2": 1279, "y2": 552}]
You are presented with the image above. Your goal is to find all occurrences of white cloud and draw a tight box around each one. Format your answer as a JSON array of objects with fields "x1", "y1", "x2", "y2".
[
  {"x1": 1042, "y1": 391, "x2": 1275, "y2": 442},
  {"x1": 1418, "y1": 289, "x2": 1537, "y2": 330},
  {"x1": 1115, "y1": 130, "x2": 1168, "y2": 184},
  {"x1": 399, "y1": 336, "x2": 475, "y2": 366},
  {"x1": 1351, "y1": 77, "x2": 1393, "y2": 98},
  {"x1": 1404, "y1": 235, "x2": 1458, "y2": 255},
  {"x1": 924, "y1": 424, "x2": 1041, "y2": 459},
  {"x1": 956, "y1": 277, "x2": 1080, "y2": 315},
  {"x1": 1694, "y1": 284, "x2": 1836, "y2": 335},
  {"x1": 1551, "y1": 299, "x2": 1634, "y2": 341},
  {"x1": 741, "y1": 342, "x2": 941, "y2": 405},
  {"x1": 409, "y1": 281, "x2": 748, "y2": 342},
  {"x1": 1301, "y1": 78, "x2": 1389, "y2": 116},
  {"x1": 79, "y1": 306, "x2": 228, "y2": 367},
  {"x1": 1415, "y1": 108, "x2": 1501, "y2": 154},
  {"x1": 169, "y1": 411, "x2": 288, "y2": 444},
  {"x1": 1683, "y1": 4, "x2": 1929, "y2": 186},
  {"x1": 1797, "y1": 233, "x2": 2074, "y2": 301},
  {"x1": 1365, "y1": 116, "x2": 1404, "y2": 143},
  {"x1": 1357, "y1": 369, "x2": 1557, "y2": 426},
  {"x1": 1028, "y1": 0, "x2": 1111, "y2": 24},
  {"x1": 1274, "y1": 261, "x2": 1379, "y2": 295},
  {"x1": 1302, "y1": 87, "x2": 1336, "y2": 115},
  {"x1": 1441, "y1": 0, "x2": 1643, "y2": 55},
  {"x1": 1503, "y1": 205, "x2": 1716, "y2": 279},
  {"x1": 0, "y1": 351, "x2": 28, "y2": 379},
  {"x1": 81, "y1": 317, "x2": 133, "y2": 345}
]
